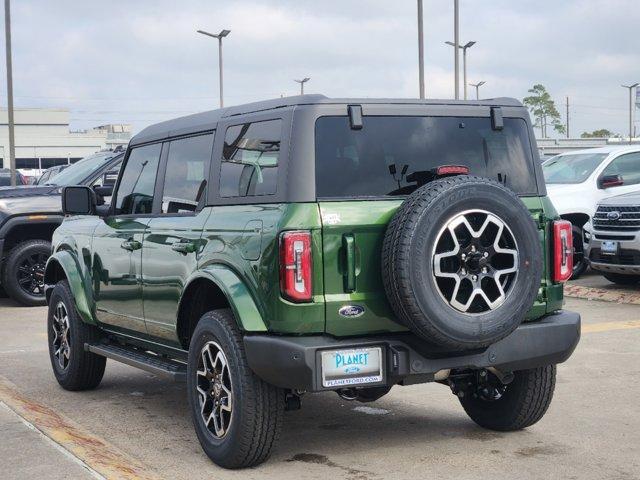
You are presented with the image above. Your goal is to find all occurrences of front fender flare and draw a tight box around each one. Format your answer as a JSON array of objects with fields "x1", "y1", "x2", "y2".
[
  {"x1": 44, "y1": 250, "x2": 96, "y2": 325},
  {"x1": 186, "y1": 264, "x2": 267, "y2": 332}
]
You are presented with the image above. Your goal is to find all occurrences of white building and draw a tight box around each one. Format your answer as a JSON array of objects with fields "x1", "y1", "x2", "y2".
[{"x1": 0, "y1": 108, "x2": 131, "y2": 171}]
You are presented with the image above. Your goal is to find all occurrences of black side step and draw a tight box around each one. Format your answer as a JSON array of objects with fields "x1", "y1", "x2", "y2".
[{"x1": 85, "y1": 342, "x2": 187, "y2": 382}]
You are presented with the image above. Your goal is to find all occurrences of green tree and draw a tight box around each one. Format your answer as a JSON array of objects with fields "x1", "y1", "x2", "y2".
[
  {"x1": 580, "y1": 129, "x2": 613, "y2": 138},
  {"x1": 523, "y1": 84, "x2": 565, "y2": 138}
]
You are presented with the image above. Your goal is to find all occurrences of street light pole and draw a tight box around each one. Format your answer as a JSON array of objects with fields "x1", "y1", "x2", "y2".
[
  {"x1": 197, "y1": 29, "x2": 231, "y2": 108},
  {"x1": 446, "y1": 40, "x2": 475, "y2": 100},
  {"x1": 469, "y1": 81, "x2": 485, "y2": 100},
  {"x1": 4, "y1": 0, "x2": 16, "y2": 186},
  {"x1": 622, "y1": 83, "x2": 639, "y2": 143},
  {"x1": 294, "y1": 78, "x2": 310, "y2": 95},
  {"x1": 417, "y1": 0, "x2": 425, "y2": 99},
  {"x1": 453, "y1": 0, "x2": 460, "y2": 99}
]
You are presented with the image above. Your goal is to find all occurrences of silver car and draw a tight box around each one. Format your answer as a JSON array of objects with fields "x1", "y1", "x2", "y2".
[{"x1": 585, "y1": 191, "x2": 640, "y2": 285}]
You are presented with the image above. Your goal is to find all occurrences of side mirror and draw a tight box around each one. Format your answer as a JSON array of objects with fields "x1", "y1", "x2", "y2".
[
  {"x1": 62, "y1": 186, "x2": 96, "y2": 215},
  {"x1": 93, "y1": 185, "x2": 114, "y2": 197},
  {"x1": 598, "y1": 174, "x2": 624, "y2": 189}
]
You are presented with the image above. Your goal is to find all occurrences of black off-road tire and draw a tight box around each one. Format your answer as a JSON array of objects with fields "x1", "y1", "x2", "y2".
[
  {"x1": 571, "y1": 225, "x2": 587, "y2": 279},
  {"x1": 187, "y1": 309, "x2": 284, "y2": 469},
  {"x1": 2, "y1": 239, "x2": 51, "y2": 306},
  {"x1": 382, "y1": 176, "x2": 542, "y2": 350},
  {"x1": 47, "y1": 280, "x2": 106, "y2": 391},
  {"x1": 460, "y1": 365, "x2": 556, "y2": 431},
  {"x1": 603, "y1": 273, "x2": 640, "y2": 285}
]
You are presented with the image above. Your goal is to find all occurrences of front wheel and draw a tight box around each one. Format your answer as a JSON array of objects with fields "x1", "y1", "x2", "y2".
[
  {"x1": 187, "y1": 309, "x2": 284, "y2": 469},
  {"x1": 47, "y1": 280, "x2": 106, "y2": 390},
  {"x1": 459, "y1": 365, "x2": 556, "y2": 431}
]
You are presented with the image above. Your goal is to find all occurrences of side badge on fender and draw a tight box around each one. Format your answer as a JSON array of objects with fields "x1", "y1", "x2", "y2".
[{"x1": 338, "y1": 305, "x2": 365, "y2": 318}]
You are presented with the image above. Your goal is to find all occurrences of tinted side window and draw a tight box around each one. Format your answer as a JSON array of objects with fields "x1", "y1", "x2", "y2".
[
  {"x1": 220, "y1": 119, "x2": 281, "y2": 197},
  {"x1": 601, "y1": 152, "x2": 640, "y2": 186},
  {"x1": 161, "y1": 133, "x2": 214, "y2": 213},
  {"x1": 115, "y1": 144, "x2": 162, "y2": 215}
]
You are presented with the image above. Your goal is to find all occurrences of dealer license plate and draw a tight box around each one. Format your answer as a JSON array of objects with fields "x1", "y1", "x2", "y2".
[
  {"x1": 601, "y1": 240, "x2": 618, "y2": 255},
  {"x1": 321, "y1": 347, "x2": 383, "y2": 388}
]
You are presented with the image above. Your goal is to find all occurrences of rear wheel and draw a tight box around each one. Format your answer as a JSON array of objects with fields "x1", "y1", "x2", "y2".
[
  {"x1": 603, "y1": 273, "x2": 640, "y2": 285},
  {"x1": 2, "y1": 239, "x2": 51, "y2": 306},
  {"x1": 187, "y1": 309, "x2": 284, "y2": 469},
  {"x1": 47, "y1": 280, "x2": 106, "y2": 390},
  {"x1": 459, "y1": 365, "x2": 556, "y2": 431}
]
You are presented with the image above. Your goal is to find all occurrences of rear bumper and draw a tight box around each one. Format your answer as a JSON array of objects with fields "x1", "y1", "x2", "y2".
[{"x1": 244, "y1": 310, "x2": 581, "y2": 392}]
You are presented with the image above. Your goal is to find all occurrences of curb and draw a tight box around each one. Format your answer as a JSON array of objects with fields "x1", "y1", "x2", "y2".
[{"x1": 564, "y1": 284, "x2": 640, "y2": 305}]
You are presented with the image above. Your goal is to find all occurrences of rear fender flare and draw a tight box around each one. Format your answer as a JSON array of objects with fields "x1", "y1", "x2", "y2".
[{"x1": 184, "y1": 264, "x2": 267, "y2": 332}]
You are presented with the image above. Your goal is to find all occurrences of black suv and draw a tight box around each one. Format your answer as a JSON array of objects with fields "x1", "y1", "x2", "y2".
[{"x1": 0, "y1": 151, "x2": 122, "y2": 305}]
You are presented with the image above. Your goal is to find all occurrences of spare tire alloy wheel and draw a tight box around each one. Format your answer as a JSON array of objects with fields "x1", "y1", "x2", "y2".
[
  {"x1": 433, "y1": 209, "x2": 519, "y2": 314},
  {"x1": 196, "y1": 341, "x2": 233, "y2": 438},
  {"x1": 51, "y1": 301, "x2": 71, "y2": 371},
  {"x1": 382, "y1": 176, "x2": 542, "y2": 350}
]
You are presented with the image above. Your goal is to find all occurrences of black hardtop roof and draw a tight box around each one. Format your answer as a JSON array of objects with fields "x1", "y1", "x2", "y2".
[{"x1": 130, "y1": 94, "x2": 524, "y2": 146}]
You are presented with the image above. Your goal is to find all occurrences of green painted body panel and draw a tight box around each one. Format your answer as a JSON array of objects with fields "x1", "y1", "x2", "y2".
[
  {"x1": 193, "y1": 265, "x2": 268, "y2": 332},
  {"x1": 318, "y1": 200, "x2": 407, "y2": 336},
  {"x1": 91, "y1": 216, "x2": 150, "y2": 334},
  {"x1": 198, "y1": 203, "x2": 325, "y2": 334},
  {"x1": 142, "y1": 209, "x2": 211, "y2": 341}
]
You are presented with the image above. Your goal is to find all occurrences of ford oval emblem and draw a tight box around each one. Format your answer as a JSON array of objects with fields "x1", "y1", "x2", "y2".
[
  {"x1": 607, "y1": 211, "x2": 621, "y2": 220},
  {"x1": 338, "y1": 305, "x2": 365, "y2": 318}
]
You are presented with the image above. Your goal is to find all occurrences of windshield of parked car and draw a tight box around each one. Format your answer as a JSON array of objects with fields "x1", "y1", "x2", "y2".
[
  {"x1": 315, "y1": 116, "x2": 538, "y2": 198},
  {"x1": 45, "y1": 153, "x2": 114, "y2": 186},
  {"x1": 542, "y1": 153, "x2": 608, "y2": 184}
]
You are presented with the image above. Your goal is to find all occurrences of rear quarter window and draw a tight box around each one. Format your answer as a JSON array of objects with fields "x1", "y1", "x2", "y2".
[{"x1": 315, "y1": 116, "x2": 538, "y2": 198}]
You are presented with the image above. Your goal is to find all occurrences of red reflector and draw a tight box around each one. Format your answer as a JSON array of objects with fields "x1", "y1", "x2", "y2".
[
  {"x1": 553, "y1": 220, "x2": 573, "y2": 283},
  {"x1": 435, "y1": 165, "x2": 470, "y2": 176},
  {"x1": 280, "y1": 231, "x2": 313, "y2": 302}
]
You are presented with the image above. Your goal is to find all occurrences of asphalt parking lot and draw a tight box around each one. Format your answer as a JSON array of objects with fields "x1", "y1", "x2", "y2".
[{"x1": 1, "y1": 289, "x2": 639, "y2": 480}]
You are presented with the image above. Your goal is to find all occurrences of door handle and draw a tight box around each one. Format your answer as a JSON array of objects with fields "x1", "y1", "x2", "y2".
[
  {"x1": 171, "y1": 239, "x2": 196, "y2": 254},
  {"x1": 342, "y1": 234, "x2": 356, "y2": 292},
  {"x1": 120, "y1": 239, "x2": 141, "y2": 251}
]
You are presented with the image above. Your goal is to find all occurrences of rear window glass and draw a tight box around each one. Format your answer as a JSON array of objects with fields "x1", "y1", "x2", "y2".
[{"x1": 315, "y1": 116, "x2": 537, "y2": 198}]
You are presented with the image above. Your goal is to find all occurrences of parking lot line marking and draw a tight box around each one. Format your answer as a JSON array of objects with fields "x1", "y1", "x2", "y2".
[
  {"x1": 0, "y1": 375, "x2": 162, "y2": 480},
  {"x1": 0, "y1": 401, "x2": 105, "y2": 479},
  {"x1": 582, "y1": 320, "x2": 640, "y2": 334}
]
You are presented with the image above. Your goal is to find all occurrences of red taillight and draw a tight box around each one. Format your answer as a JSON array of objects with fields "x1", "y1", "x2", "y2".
[
  {"x1": 280, "y1": 231, "x2": 313, "y2": 302},
  {"x1": 435, "y1": 165, "x2": 470, "y2": 176},
  {"x1": 553, "y1": 220, "x2": 573, "y2": 283}
]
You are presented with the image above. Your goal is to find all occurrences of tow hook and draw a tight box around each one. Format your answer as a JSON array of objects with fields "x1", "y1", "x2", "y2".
[{"x1": 447, "y1": 368, "x2": 513, "y2": 399}]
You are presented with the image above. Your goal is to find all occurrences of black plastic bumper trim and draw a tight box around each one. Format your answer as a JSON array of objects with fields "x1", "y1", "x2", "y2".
[{"x1": 243, "y1": 310, "x2": 580, "y2": 392}]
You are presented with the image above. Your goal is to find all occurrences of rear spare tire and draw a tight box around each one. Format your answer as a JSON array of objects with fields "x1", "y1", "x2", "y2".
[{"x1": 382, "y1": 176, "x2": 542, "y2": 350}]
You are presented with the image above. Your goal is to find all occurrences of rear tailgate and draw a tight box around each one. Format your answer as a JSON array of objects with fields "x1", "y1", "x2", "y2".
[
  {"x1": 319, "y1": 200, "x2": 407, "y2": 336},
  {"x1": 319, "y1": 198, "x2": 553, "y2": 337}
]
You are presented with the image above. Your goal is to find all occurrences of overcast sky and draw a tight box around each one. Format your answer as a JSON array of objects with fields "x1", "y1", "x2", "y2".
[{"x1": 1, "y1": 0, "x2": 639, "y2": 136}]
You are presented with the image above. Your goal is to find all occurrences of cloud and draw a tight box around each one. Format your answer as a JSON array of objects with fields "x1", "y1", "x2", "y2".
[{"x1": 0, "y1": 0, "x2": 638, "y2": 136}]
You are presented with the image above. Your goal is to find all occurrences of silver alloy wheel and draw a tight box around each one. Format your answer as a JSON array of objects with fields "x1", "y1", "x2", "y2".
[
  {"x1": 196, "y1": 341, "x2": 233, "y2": 439},
  {"x1": 51, "y1": 301, "x2": 71, "y2": 370},
  {"x1": 432, "y1": 209, "x2": 519, "y2": 314}
]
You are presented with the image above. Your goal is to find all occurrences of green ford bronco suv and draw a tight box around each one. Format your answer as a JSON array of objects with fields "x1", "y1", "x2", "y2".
[{"x1": 45, "y1": 95, "x2": 580, "y2": 469}]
